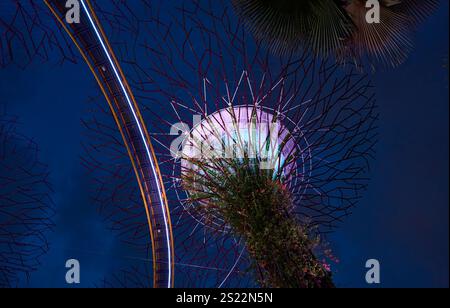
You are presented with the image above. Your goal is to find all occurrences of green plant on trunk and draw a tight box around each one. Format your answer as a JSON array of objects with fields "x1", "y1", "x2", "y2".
[{"x1": 182, "y1": 157, "x2": 335, "y2": 288}]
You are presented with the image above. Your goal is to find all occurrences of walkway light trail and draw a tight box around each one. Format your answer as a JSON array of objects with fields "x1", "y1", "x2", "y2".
[
  {"x1": 44, "y1": 0, "x2": 174, "y2": 288},
  {"x1": 79, "y1": 0, "x2": 172, "y2": 288}
]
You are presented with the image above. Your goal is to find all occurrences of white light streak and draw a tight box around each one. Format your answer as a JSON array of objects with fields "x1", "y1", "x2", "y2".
[{"x1": 80, "y1": 0, "x2": 172, "y2": 288}]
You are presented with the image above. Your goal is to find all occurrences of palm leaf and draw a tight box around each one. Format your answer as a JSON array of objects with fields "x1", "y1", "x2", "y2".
[
  {"x1": 232, "y1": 0, "x2": 353, "y2": 56},
  {"x1": 389, "y1": 0, "x2": 440, "y2": 24},
  {"x1": 232, "y1": 0, "x2": 440, "y2": 68},
  {"x1": 344, "y1": 0, "x2": 413, "y2": 67}
]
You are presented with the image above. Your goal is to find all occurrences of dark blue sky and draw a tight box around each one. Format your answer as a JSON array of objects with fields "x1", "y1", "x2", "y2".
[{"x1": 0, "y1": 1, "x2": 448, "y2": 288}]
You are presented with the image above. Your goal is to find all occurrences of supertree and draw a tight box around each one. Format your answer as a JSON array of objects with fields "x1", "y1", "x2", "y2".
[
  {"x1": 81, "y1": 0, "x2": 378, "y2": 288},
  {"x1": 0, "y1": 107, "x2": 54, "y2": 288},
  {"x1": 231, "y1": 0, "x2": 439, "y2": 68},
  {"x1": 0, "y1": 0, "x2": 76, "y2": 68}
]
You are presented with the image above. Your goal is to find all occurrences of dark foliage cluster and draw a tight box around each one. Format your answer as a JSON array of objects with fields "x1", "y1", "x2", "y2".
[{"x1": 183, "y1": 159, "x2": 335, "y2": 287}]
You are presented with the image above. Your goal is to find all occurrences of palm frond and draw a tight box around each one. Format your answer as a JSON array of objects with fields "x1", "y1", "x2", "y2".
[
  {"x1": 344, "y1": 0, "x2": 413, "y2": 67},
  {"x1": 232, "y1": 0, "x2": 353, "y2": 56},
  {"x1": 388, "y1": 0, "x2": 440, "y2": 24},
  {"x1": 232, "y1": 0, "x2": 440, "y2": 68}
]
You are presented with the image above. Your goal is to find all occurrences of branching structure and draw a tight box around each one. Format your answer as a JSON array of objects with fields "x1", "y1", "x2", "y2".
[
  {"x1": 81, "y1": 96, "x2": 152, "y2": 253},
  {"x1": 82, "y1": 0, "x2": 378, "y2": 287},
  {"x1": 0, "y1": 108, "x2": 54, "y2": 288},
  {"x1": 95, "y1": 265, "x2": 152, "y2": 288},
  {"x1": 0, "y1": 0, "x2": 76, "y2": 68}
]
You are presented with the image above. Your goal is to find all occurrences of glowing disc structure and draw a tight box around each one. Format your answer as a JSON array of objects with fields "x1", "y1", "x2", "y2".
[{"x1": 180, "y1": 105, "x2": 297, "y2": 230}]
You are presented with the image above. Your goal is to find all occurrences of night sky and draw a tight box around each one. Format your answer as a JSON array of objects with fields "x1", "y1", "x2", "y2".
[{"x1": 0, "y1": 0, "x2": 448, "y2": 288}]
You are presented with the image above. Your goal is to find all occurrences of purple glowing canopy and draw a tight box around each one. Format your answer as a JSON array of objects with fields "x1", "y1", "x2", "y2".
[{"x1": 180, "y1": 105, "x2": 297, "y2": 180}]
